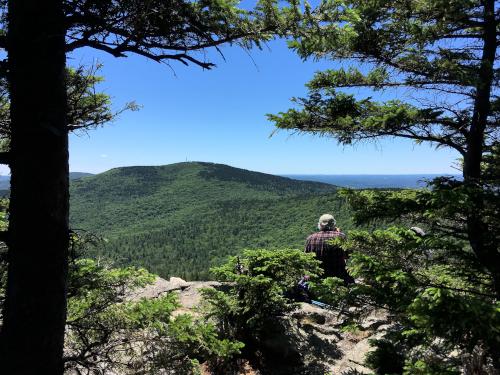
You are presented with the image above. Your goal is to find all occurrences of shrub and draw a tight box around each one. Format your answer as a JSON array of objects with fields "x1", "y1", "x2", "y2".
[
  {"x1": 201, "y1": 248, "x2": 322, "y2": 371},
  {"x1": 64, "y1": 258, "x2": 243, "y2": 374}
]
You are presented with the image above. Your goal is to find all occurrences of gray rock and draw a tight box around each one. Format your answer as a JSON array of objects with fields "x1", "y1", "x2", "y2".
[{"x1": 131, "y1": 279, "x2": 391, "y2": 374}]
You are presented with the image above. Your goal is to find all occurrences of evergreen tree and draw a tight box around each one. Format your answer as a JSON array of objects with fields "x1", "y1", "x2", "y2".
[
  {"x1": 0, "y1": 1, "x2": 275, "y2": 373},
  {"x1": 0, "y1": 63, "x2": 138, "y2": 150},
  {"x1": 269, "y1": 0, "x2": 499, "y2": 291},
  {"x1": 269, "y1": 0, "x2": 500, "y2": 371}
]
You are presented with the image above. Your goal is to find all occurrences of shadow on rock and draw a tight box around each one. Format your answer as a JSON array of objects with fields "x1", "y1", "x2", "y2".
[{"x1": 255, "y1": 316, "x2": 342, "y2": 375}]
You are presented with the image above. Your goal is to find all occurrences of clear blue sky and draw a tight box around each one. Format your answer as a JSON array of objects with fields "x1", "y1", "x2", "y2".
[{"x1": 7, "y1": 39, "x2": 461, "y2": 176}]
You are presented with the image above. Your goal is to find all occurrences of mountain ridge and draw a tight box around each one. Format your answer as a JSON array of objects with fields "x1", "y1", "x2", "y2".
[{"x1": 70, "y1": 162, "x2": 350, "y2": 280}]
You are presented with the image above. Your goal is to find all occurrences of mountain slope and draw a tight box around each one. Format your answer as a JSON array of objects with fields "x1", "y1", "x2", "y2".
[{"x1": 70, "y1": 162, "x2": 352, "y2": 280}]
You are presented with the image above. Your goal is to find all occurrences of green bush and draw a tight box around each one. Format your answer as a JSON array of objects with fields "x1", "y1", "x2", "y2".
[
  {"x1": 64, "y1": 257, "x2": 243, "y2": 374},
  {"x1": 311, "y1": 221, "x2": 500, "y2": 373},
  {"x1": 201, "y1": 248, "x2": 322, "y2": 371}
]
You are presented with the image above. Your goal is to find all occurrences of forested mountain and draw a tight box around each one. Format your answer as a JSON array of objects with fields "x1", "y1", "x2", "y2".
[{"x1": 70, "y1": 162, "x2": 352, "y2": 280}]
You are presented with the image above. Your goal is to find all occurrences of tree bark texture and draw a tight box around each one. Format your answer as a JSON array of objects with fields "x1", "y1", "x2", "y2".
[
  {"x1": 464, "y1": 0, "x2": 500, "y2": 298},
  {"x1": 0, "y1": 0, "x2": 69, "y2": 374}
]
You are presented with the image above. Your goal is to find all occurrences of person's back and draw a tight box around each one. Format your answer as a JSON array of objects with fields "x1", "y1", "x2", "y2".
[{"x1": 305, "y1": 214, "x2": 352, "y2": 283}]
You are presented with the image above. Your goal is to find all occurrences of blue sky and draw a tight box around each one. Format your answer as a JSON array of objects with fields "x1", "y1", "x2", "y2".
[{"x1": 29, "y1": 39, "x2": 461, "y2": 175}]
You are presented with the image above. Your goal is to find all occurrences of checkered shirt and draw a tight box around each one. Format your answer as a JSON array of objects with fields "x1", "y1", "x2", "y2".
[{"x1": 305, "y1": 230, "x2": 347, "y2": 278}]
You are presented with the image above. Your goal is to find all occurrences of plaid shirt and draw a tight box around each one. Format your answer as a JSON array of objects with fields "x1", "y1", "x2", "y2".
[{"x1": 305, "y1": 230, "x2": 348, "y2": 279}]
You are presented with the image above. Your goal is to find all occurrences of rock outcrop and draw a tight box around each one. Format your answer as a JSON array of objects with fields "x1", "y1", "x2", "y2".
[{"x1": 134, "y1": 277, "x2": 390, "y2": 374}]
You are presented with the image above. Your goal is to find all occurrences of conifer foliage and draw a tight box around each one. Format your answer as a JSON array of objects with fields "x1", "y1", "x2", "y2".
[
  {"x1": 0, "y1": 222, "x2": 243, "y2": 375},
  {"x1": 0, "y1": 0, "x2": 276, "y2": 373},
  {"x1": 270, "y1": 0, "x2": 499, "y2": 290},
  {"x1": 270, "y1": 0, "x2": 500, "y2": 372},
  {"x1": 202, "y1": 249, "x2": 323, "y2": 373}
]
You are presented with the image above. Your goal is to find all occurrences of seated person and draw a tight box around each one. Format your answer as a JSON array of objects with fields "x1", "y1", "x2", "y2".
[{"x1": 305, "y1": 214, "x2": 353, "y2": 283}]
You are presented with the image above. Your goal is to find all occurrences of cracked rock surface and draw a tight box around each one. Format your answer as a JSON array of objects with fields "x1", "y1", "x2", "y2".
[{"x1": 134, "y1": 277, "x2": 390, "y2": 374}]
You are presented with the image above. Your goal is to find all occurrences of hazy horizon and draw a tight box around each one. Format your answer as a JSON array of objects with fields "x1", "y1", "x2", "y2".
[
  {"x1": 0, "y1": 161, "x2": 462, "y2": 178},
  {"x1": 0, "y1": 39, "x2": 459, "y2": 177},
  {"x1": 0, "y1": 162, "x2": 463, "y2": 191}
]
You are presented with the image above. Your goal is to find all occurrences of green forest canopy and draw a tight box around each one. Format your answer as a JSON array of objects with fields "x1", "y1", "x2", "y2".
[{"x1": 70, "y1": 162, "x2": 353, "y2": 280}]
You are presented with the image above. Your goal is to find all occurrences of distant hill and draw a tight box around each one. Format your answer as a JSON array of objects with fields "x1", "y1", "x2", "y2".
[
  {"x1": 283, "y1": 174, "x2": 463, "y2": 189},
  {"x1": 69, "y1": 172, "x2": 95, "y2": 180},
  {"x1": 0, "y1": 172, "x2": 94, "y2": 196},
  {"x1": 70, "y1": 162, "x2": 352, "y2": 280}
]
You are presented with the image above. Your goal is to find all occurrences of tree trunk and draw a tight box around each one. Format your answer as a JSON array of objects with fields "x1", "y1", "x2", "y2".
[
  {"x1": 463, "y1": 0, "x2": 500, "y2": 298},
  {"x1": 0, "y1": 0, "x2": 69, "y2": 374}
]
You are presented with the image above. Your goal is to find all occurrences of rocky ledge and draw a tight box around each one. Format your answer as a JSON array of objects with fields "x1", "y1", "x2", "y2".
[{"x1": 131, "y1": 277, "x2": 390, "y2": 375}]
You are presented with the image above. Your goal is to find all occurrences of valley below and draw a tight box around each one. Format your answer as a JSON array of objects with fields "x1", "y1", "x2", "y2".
[{"x1": 70, "y1": 162, "x2": 353, "y2": 280}]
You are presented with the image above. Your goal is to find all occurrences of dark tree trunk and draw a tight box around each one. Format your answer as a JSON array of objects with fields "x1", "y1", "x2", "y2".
[
  {"x1": 463, "y1": 0, "x2": 500, "y2": 298},
  {"x1": 0, "y1": 0, "x2": 69, "y2": 374}
]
